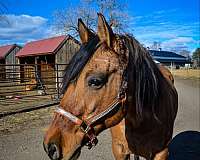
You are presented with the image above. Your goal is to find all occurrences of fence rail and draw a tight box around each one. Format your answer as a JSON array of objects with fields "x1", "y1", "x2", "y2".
[{"x1": 0, "y1": 63, "x2": 68, "y2": 116}]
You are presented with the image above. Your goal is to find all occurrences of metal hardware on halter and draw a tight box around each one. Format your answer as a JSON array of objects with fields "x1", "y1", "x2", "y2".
[
  {"x1": 80, "y1": 122, "x2": 98, "y2": 149},
  {"x1": 79, "y1": 121, "x2": 98, "y2": 149}
]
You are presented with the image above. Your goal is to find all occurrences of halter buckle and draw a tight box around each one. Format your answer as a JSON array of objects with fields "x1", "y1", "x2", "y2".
[
  {"x1": 85, "y1": 130, "x2": 98, "y2": 149},
  {"x1": 80, "y1": 121, "x2": 98, "y2": 149},
  {"x1": 80, "y1": 121, "x2": 90, "y2": 133}
]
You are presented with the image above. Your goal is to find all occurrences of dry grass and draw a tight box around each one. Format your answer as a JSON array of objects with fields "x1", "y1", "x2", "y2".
[{"x1": 171, "y1": 69, "x2": 200, "y2": 80}]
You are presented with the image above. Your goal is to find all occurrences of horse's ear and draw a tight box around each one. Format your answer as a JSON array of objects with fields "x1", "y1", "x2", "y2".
[
  {"x1": 78, "y1": 18, "x2": 95, "y2": 43},
  {"x1": 97, "y1": 13, "x2": 114, "y2": 47}
]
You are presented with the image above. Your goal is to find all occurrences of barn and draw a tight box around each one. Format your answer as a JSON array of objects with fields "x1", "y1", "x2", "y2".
[
  {"x1": 149, "y1": 50, "x2": 191, "y2": 67},
  {"x1": 0, "y1": 44, "x2": 21, "y2": 79},
  {"x1": 16, "y1": 35, "x2": 80, "y2": 92}
]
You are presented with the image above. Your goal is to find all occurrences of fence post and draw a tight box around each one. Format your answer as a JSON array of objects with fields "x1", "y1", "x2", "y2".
[{"x1": 56, "y1": 64, "x2": 59, "y2": 99}]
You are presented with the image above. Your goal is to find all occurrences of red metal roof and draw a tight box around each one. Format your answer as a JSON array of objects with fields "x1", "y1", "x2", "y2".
[
  {"x1": 16, "y1": 35, "x2": 67, "y2": 57},
  {"x1": 0, "y1": 44, "x2": 16, "y2": 60}
]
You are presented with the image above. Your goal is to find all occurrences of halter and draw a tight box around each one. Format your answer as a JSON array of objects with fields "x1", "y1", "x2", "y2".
[{"x1": 55, "y1": 77, "x2": 127, "y2": 149}]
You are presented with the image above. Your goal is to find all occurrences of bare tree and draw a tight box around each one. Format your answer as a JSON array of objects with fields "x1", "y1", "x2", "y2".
[
  {"x1": 52, "y1": 1, "x2": 96, "y2": 37},
  {"x1": 179, "y1": 50, "x2": 190, "y2": 57},
  {"x1": 95, "y1": 0, "x2": 129, "y2": 33},
  {"x1": 192, "y1": 48, "x2": 200, "y2": 68},
  {"x1": 52, "y1": 0, "x2": 130, "y2": 37},
  {"x1": 151, "y1": 41, "x2": 161, "y2": 50}
]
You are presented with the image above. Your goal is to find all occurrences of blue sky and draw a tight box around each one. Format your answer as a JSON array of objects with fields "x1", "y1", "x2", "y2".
[{"x1": 0, "y1": 0, "x2": 199, "y2": 53}]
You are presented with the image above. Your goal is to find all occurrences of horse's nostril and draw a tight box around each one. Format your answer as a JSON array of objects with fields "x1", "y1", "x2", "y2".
[
  {"x1": 43, "y1": 143, "x2": 61, "y2": 160},
  {"x1": 49, "y1": 144, "x2": 60, "y2": 160}
]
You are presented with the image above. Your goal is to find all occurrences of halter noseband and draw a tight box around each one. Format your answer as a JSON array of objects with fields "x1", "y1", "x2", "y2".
[{"x1": 55, "y1": 79, "x2": 127, "y2": 149}]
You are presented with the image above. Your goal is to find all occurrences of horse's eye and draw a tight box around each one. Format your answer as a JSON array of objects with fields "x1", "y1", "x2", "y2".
[{"x1": 87, "y1": 74, "x2": 107, "y2": 89}]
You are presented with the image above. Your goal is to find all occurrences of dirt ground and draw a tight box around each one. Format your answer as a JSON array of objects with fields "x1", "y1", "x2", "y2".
[{"x1": 0, "y1": 77, "x2": 199, "y2": 160}]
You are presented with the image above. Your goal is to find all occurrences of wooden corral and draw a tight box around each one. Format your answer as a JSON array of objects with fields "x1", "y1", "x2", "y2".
[
  {"x1": 16, "y1": 35, "x2": 80, "y2": 92},
  {"x1": 0, "y1": 44, "x2": 21, "y2": 80}
]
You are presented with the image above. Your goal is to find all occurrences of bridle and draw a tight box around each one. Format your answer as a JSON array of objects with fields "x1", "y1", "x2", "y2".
[{"x1": 55, "y1": 74, "x2": 128, "y2": 149}]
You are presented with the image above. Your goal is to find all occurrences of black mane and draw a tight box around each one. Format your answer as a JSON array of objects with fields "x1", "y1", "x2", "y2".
[
  {"x1": 61, "y1": 36, "x2": 99, "y2": 94},
  {"x1": 123, "y1": 35, "x2": 168, "y2": 121}
]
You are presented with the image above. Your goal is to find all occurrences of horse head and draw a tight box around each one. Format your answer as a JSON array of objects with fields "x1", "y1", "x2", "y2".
[{"x1": 43, "y1": 13, "x2": 129, "y2": 160}]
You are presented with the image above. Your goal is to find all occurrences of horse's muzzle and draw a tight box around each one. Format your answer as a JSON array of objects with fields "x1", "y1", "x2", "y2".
[{"x1": 43, "y1": 142, "x2": 61, "y2": 160}]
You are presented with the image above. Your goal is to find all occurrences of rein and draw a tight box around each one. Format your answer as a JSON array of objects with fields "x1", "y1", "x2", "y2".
[{"x1": 55, "y1": 78, "x2": 127, "y2": 149}]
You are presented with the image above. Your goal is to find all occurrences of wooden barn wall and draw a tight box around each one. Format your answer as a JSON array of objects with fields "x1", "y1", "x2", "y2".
[
  {"x1": 18, "y1": 57, "x2": 35, "y2": 83},
  {"x1": 0, "y1": 59, "x2": 5, "y2": 79},
  {"x1": 55, "y1": 39, "x2": 80, "y2": 64},
  {"x1": 55, "y1": 39, "x2": 80, "y2": 88},
  {"x1": 39, "y1": 55, "x2": 55, "y2": 83},
  {"x1": 18, "y1": 54, "x2": 56, "y2": 86},
  {"x1": 5, "y1": 46, "x2": 21, "y2": 80}
]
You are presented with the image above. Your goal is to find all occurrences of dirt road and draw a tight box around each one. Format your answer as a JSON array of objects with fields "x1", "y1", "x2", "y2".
[
  {"x1": 173, "y1": 77, "x2": 200, "y2": 133},
  {"x1": 0, "y1": 77, "x2": 199, "y2": 160}
]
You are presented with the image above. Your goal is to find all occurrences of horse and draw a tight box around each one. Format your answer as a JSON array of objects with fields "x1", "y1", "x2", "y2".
[
  {"x1": 76, "y1": 19, "x2": 175, "y2": 160},
  {"x1": 74, "y1": 19, "x2": 175, "y2": 160},
  {"x1": 43, "y1": 13, "x2": 178, "y2": 160}
]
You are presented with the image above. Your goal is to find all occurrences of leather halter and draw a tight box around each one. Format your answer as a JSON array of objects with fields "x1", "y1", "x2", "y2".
[{"x1": 55, "y1": 77, "x2": 127, "y2": 149}]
